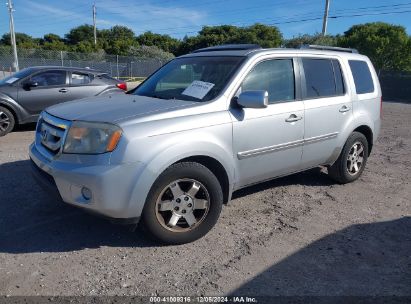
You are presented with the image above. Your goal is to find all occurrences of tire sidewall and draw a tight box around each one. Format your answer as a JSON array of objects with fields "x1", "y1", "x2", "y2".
[
  {"x1": 0, "y1": 106, "x2": 15, "y2": 137},
  {"x1": 142, "y1": 162, "x2": 223, "y2": 245},
  {"x1": 339, "y1": 132, "x2": 369, "y2": 183}
]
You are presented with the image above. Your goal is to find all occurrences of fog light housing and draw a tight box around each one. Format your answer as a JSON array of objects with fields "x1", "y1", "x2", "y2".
[{"x1": 81, "y1": 187, "x2": 92, "y2": 200}]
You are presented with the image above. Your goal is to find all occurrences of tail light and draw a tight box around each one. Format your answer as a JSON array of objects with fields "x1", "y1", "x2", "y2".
[
  {"x1": 116, "y1": 82, "x2": 127, "y2": 91},
  {"x1": 380, "y1": 96, "x2": 383, "y2": 118}
]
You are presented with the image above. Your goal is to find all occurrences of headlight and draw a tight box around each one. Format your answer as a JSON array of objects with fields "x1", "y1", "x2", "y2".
[{"x1": 63, "y1": 121, "x2": 122, "y2": 154}]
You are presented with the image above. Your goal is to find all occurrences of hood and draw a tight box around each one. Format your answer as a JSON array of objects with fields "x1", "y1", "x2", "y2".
[{"x1": 46, "y1": 94, "x2": 197, "y2": 123}]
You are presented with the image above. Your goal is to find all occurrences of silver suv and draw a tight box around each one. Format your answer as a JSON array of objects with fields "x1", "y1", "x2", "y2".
[{"x1": 30, "y1": 44, "x2": 381, "y2": 244}]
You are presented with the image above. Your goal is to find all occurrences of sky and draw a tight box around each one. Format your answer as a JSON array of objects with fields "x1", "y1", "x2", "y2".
[{"x1": 1, "y1": 0, "x2": 411, "y2": 40}]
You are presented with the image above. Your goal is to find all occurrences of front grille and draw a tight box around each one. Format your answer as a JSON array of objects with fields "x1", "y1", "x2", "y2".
[
  {"x1": 35, "y1": 112, "x2": 70, "y2": 158},
  {"x1": 40, "y1": 120, "x2": 65, "y2": 153}
]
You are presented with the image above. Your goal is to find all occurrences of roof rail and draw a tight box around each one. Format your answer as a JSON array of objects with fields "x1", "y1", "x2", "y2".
[
  {"x1": 298, "y1": 44, "x2": 359, "y2": 54},
  {"x1": 192, "y1": 44, "x2": 262, "y2": 53}
]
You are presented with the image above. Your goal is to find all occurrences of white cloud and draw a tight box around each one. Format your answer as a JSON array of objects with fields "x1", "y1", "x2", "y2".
[
  {"x1": 20, "y1": 0, "x2": 115, "y2": 29},
  {"x1": 95, "y1": 0, "x2": 206, "y2": 35}
]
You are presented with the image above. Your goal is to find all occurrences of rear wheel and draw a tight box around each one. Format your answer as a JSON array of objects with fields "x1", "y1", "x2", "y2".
[
  {"x1": 328, "y1": 131, "x2": 369, "y2": 184},
  {"x1": 141, "y1": 162, "x2": 223, "y2": 244},
  {"x1": 0, "y1": 106, "x2": 15, "y2": 137}
]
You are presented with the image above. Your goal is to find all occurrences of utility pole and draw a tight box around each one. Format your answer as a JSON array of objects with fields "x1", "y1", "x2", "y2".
[
  {"x1": 93, "y1": 3, "x2": 97, "y2": 46},
  {"x1": 7, "y1": 0, "x2": 19, "y2": 71},
  {"x1": 322, "y1": 0, "x2": 330, "y2": 36}
]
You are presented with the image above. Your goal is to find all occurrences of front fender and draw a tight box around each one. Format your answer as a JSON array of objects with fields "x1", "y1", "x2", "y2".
[
  {"x1": 126, "y1": 136, "x2": 235, "y2": 218},
  {"x1": 0, "y1": 92, "x2": 27, "y2": 122}
]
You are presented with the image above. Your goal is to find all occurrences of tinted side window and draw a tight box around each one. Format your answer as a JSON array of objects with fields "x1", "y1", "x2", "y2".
[
  {"x1": 349, "y1": 60, "x2": 374, "y2": 94},
  {"x1": 241, "y1": 59, "x2": 295, "y2": 103},
  {"x1": 71, "y1": 72, "x2": 93, "y2": 85},
  {"x1": 303, "y1": 58, "x2": 336, "y2": 98},
  {"x1": 30, "y1": 71, "x2": 66, "y2": 87}
]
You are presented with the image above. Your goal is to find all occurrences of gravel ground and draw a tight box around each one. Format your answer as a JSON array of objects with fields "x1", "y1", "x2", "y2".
[{"x1": 0, "y1": 102, "x2": 410, "y2": 297}]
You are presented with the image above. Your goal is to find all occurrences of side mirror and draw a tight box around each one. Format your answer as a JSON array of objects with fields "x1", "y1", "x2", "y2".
[
  {"x1": 237, "y1": 90, "x2": 268, "y2": 109},
  {"x1": 23, "y1": 81, "x2": 39, "y2": 90}
]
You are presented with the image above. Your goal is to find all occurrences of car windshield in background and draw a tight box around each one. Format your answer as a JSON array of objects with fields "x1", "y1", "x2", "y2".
[
  {"x1": 0, "y1": 68, "x2": 33, "y2": 85},
  {"x1": 133, "y1": 56, "x2": 244, "y2": 102}
]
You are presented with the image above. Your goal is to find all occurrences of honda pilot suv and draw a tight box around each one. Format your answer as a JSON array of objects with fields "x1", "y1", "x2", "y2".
[{"x1": 30, "y1": 44, "x2": 381, "y2": 244}]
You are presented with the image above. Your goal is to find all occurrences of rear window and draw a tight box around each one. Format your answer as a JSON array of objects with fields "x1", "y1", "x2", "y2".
[
  {"x1": 302, "y1": 58, "x2": 345, "y2": 98},
  {"x1": 349, "y1": 60, "x2": 374, "y2": 94}
]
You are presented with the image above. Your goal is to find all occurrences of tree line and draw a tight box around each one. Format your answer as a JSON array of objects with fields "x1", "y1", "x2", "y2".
[{"x1": 0, "y1": 22, "x2": 410, "y2": 71}]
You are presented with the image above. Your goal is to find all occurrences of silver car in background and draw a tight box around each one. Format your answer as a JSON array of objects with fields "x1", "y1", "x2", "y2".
[{"x1": 30, "y1": 44, "x2": 381, "y2": 244}]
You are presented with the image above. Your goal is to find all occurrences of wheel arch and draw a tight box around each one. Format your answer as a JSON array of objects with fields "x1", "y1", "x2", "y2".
[
  {"x1": 175, "y1": 155, "x2": 231, "y2": 204},
  {"x1": 0, "y1": 100, "x2": 19, "y2": 124},
  {"x1": 352, "y1": 125, "x2": 373, "y2": 156}
]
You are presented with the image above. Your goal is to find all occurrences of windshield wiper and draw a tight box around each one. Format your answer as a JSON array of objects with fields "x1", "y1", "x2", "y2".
[{"x1": 137, "y1": 93, "x2": 168, "y2": 100}]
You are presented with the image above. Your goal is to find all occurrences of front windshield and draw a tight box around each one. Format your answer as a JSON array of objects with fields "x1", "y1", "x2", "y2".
[
  {"x1": 133, "y1": 56, "x2": 244, "y2": 102},
  {"x1": 0, "y1": 68, "x2": 33, "y2": 85}
]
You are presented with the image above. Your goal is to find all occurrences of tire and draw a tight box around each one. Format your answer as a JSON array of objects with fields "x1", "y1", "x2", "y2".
[
  {"x1": 141, "y1": 162, "x2": 223, "y2": 245},
  {"x1": 328, "y1": 131, "x2": 369, "y2": 184},
  {"x1": 0, "y1": 106, "x2": 15, "y2": 137}
]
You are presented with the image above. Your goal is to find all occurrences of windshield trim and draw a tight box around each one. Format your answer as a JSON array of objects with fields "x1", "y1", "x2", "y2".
[{"x1": 130, "y1": 55, "x2": 247, "y2": 103}]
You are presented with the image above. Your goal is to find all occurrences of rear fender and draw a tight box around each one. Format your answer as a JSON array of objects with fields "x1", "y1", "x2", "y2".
[{"x1": 327, "y1": 114, "x2": 375, "y2": 165}]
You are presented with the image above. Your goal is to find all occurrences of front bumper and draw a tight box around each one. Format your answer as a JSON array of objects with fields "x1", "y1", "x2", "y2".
[
  {"x1": 30, "y1": 142, "x2": 144, "y2": 222},
  {"x1": 30, "y1": 158, "x2": 62, "y2": 201}
]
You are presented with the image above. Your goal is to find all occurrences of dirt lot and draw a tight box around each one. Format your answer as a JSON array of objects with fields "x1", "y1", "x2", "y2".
[{"x1": 0, "y1": 102, "x2": 410, "y2": 297}]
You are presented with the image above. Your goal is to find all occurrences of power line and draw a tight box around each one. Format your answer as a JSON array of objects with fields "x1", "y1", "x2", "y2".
[
  {"x1": 6, "y1": 1, "x2": 411, "y2": 38},
  {"x1": 130, "y1": 5, "x2": 411, "y2": 36},
  {"x1": 162, "y1": 9, "x2": 411, "y2": 36},
  {"x1": 330, "y1": 1, "x2": 411, "y2": 14},
  {"x1": 330, "y1": 9, "x2": 411, "y2": 19}
]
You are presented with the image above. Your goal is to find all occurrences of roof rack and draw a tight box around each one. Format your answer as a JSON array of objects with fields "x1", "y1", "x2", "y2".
[
  {"x1": 298, "y1": 44, "x2": 359, "y2": 54},
  {"x1": 192, "y1": 44, "x2": 262, "y2": 53}
]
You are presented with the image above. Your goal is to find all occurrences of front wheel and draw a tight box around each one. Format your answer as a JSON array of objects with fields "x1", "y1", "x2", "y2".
[
  {"x1": 0, "y1": 106, "x2": 15, "y2": 137},
  {"x1": 141, "y1": 162, "x2": 223, "y2": 244},
  {"x1": 328, "y1": 131, "x2": 369, "y2": 184}
]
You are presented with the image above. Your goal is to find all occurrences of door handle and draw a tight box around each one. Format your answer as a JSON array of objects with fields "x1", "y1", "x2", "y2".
[
  {"x1": 339, "y1": 105, "x2": 350, "y2": 113},
  {"x1": 58, "y1": 88, "x2": 68, "y2": 93},
  {"x1": 285, "y1": 114, "x2": 303, "y2": 123}
]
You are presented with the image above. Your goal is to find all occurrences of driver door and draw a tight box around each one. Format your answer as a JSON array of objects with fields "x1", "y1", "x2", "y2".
[
  {"x1": 230, "y1": 58, "x2": 304, "y2": 188},
  {"x1": 17, "y1": 70, "x2": 70, "y2": 114}
]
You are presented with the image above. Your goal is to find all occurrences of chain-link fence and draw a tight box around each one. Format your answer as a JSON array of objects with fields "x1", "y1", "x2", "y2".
[{"x1": 0, "y1": 47, "x2": 168, "y2": 80}]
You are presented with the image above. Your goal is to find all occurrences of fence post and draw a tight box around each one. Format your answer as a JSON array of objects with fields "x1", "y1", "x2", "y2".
[
  {"x1": 60, "y1": 51, "x2": 64, "y2": 66},
  {"x1": 130, "y1": 61, "x2": 133, "y2": 79},
  {"x1": 116, "y1": 55, "x2": 119, "y2": 79}
]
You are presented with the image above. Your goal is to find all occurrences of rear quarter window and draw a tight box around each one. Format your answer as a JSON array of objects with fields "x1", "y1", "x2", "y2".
[
  {"x1": 349, "y1": 60, "x2": 374, "y2": 94},
  {"x1": 71, "y1": 72, "x2": 93, "y2": 85}
]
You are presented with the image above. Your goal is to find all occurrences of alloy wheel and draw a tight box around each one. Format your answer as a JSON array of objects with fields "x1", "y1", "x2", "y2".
[
  {"x1": 155, "y1": 178, "x2": 210, "y2": 232},
  {"x1": 0, "y1": 111, "x2": 10, "y2": 132},
  {"x1": 346, "y1": 141, "x2": 365, "y2": 175}
]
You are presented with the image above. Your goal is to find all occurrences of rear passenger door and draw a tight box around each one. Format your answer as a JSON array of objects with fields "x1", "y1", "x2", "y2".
[{"x1": 300, "y1": 57, "x2": 352, "y2": 168}]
